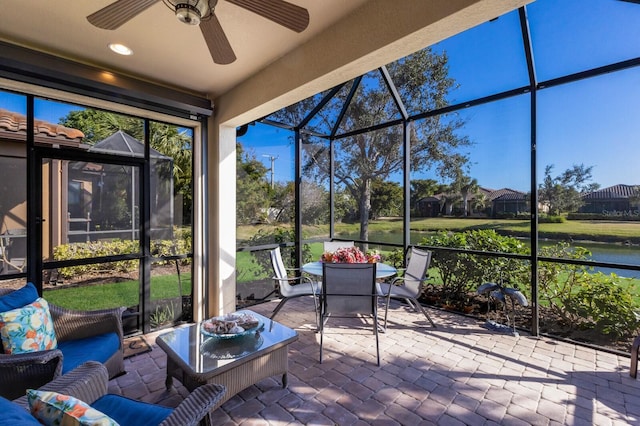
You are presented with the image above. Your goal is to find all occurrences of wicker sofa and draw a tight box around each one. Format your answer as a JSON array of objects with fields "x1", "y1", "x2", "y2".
[
  {"x1": 5, "y1": 361, "x2": 226, "y2": 426},
  {"x1": 0, "y1": 284, "x2": 125, "y2": 400}
]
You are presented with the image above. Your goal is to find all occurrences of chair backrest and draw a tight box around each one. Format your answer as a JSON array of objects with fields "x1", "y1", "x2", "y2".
[
  {"x1": 323, "y1": 240, "x2": 355, "y2": 253},
  {"x1": 5, "y1": 229, "x2": 26, "y2": 259},
  {"x1": 322, "y1": 262, "x2": 376, "y2": 315},
  {"x1": 403, "y1": 247, "x2": 433, "y2": 296},
  {"x1": 270, "y1": 248, "x2": 295, "y2": 296}
]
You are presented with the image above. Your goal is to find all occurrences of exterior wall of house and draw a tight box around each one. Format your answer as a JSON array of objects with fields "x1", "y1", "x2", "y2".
[{"x1": 579, "y1": 199, "x2": 631, "y2": 214}]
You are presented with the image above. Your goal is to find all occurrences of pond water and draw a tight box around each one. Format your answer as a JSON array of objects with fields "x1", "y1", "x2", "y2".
[{"x1": 338, "y1": 230, "x2": 640, "y2": 279}]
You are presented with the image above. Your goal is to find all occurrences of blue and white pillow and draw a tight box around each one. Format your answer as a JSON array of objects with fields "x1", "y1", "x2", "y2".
[
  {"x1": 0, "y1": 297, "x2": 57, "y2": 354},
  {"x1": 27, "y1": 389, "x2": 119, "y2": 426}
]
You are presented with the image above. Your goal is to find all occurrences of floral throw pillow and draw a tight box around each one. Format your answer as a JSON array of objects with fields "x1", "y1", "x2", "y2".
[
  {"x1": 0, "y1": 297, "x2": 57, "y2": 354},
  {"x1": 27, "y1": 390, "x2": 119, "y2": 426}
]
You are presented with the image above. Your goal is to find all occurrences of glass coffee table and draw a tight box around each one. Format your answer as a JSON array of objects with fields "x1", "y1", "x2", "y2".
[{"x1": 155, "y1": 310, "x2": 298, "y2": 405}]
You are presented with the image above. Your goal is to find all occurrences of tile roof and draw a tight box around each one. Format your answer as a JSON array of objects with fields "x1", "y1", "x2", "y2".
[
  {"x1": 488, "y1": 188, "x2": 526, "y2": 201},
  {"x1": 418, "y1": 187, "x2": 525, "y2": 203},
  {"x1": 0, "y1": 108, "x2": 85, "y2": 146},
  {"x1": 582, "y1": 184, "x2": 640, "y2": 200}
]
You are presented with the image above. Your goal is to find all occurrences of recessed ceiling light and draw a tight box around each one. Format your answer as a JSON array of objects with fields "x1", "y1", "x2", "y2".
[{"x1": 109, "y1": 43, "x2": 133, "y2": 56}]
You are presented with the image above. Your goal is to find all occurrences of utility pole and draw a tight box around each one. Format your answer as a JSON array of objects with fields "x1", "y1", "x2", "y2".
[{"x1": 262, "y1": 154, "x2": 278, "y2": 189}]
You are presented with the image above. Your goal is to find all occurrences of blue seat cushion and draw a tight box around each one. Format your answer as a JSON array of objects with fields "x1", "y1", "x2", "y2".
[
  {"x1": 57, "y1": 332, "x2": 120, "y2": 374},
  {"x1": 0, "y1": 282, "x2": 38, "y2": 312},
  {"x1": 92, "y1": 394, "x2": 172, "y2": 426},
  {"x1": 0, "y1": 395, "x2": 41, "y2": 425}
]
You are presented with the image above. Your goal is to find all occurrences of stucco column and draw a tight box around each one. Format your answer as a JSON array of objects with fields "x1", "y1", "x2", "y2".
[{"x1": 206, "y1": 117, "x2": 237, "y2": 317}]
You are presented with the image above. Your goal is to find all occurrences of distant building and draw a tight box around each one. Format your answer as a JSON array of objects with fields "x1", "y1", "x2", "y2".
[
  {"x1": 415, "y1": 196, "x2": 441, "y2": 217},
  {"x1": 489, "y1": 188, "x2": 528, "y2": 217},
  {"x1": 579, "y1": 184, "x2": 640, "y2": 217},
  {"x1": 415, "y1": 186, "x2": 529, "y2": 218},
  {"x1": 0, "y1": 109, "x2": 175, "y2": 271}
]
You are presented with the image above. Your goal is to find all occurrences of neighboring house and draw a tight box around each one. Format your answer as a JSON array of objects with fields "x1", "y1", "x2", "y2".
[
  {"x1": 579, "y1": 184, "x2": 640, "y2": 217},
  {"x1": 415, "y1": 186, "x2": 529, "y2": 217},
  {"x1": 414, "y1": 196, "x2": 441, "y2": 217},
  {"x1": 0, "y1": 108, "x2": 86, "y2": 266},
  {"x1": 489, "y1": 188, "x2": 528, "y2": 217},
  {"x1": 0, "y1": 110, "x2": 174, "y2": 272}
]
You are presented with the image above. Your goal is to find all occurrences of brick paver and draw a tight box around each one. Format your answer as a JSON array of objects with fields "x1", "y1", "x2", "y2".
[{"x1": 110, "y1": 297, "x2": 640, "y2": 424}]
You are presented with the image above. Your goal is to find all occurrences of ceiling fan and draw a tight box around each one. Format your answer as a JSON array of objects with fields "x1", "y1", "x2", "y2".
[{"x1": 87, "y1": 0, "x2": 309, "y2": 65}]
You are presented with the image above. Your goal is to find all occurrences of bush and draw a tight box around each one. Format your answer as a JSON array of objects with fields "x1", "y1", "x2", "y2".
[
  {"x1": 422, "y1": 235, "x2": 640, "y2": 339},
  {"x1": 537, "y1": 242, "x2": 592, "y2": 323},
  {"x1": 539, "y1": 215, "x2": 565, "y2": 223},
  {"x1": 567, "y1": 212, "x2": 640, "y2": 221},
  {"x1": 53, "y1": 232, "x2": 192, "y2": 279},
  {"x1": 422, "y1": 229, "x2": 530, "y2": 302},
  {"x1": 567, "y1": 273, "x2": 640, "y2": 338},
  {"x1": 54, "y1": 240, "x2": 139, "y2": 278},
  {"x1": 245, "y1": 228, "x2": 312, "y2": 280},
  {"x1": 384, "y1": 248, "x2": 405, "y2": 269},
  {"x1": 494, "y1": 212, "x2": 529, "y2": 220}
]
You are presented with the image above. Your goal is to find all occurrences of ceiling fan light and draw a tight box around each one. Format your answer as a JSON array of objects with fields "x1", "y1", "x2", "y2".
[
  {"x1": 176, "y1": 4, "x2": 201, "y2": 25},
  {"x1": 163, "y1": 1, "x2": 213, "y2": 25}
]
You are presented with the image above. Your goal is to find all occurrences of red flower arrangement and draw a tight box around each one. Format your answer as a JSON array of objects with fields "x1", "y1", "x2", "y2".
[{"x1": 321, "y1": 246, "x2": 369, "y2": 263}]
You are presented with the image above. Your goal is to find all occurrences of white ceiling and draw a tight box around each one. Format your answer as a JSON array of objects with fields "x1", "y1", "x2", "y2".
[{"x1": 0, "y1": 0, "x2": 368, "y2": 98}]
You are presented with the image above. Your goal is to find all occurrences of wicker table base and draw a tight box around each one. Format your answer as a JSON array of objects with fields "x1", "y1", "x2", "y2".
[
  {"x1": 156, "y1": 311, "x2": 298, "y2": 405},
  {"x1": 164, "y1": 344, "x2": 289, "y2": 402}
]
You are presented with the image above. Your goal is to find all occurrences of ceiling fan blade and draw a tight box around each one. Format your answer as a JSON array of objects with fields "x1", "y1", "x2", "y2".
[
  {"x1": 200, "y1": 15, "x2": 237, "y2": 65},
  {"x1": 226, "y1": 0, "x2": 309, "y2": 33},
  {"x1": 87, "y1": 0, "x2": 160, "y2": 30}
]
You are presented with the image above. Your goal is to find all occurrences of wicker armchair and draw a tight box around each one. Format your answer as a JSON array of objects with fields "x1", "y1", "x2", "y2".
[
  {"x1": 12, "y1": 361, "x2": 226, "y2": 426},
  {"x1": 0, "y1": 348, "x2": 63, "y2": 400},
  {"x1": 49, "y1": 303, "x2": 126, "y2": 377},
  {"x1": 0, "y1": 287, "x2": 125, "y2": 400}
]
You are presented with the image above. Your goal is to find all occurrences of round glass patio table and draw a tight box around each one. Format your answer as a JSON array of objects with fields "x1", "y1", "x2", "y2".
[{"x1": 302, "y1": 261, "x2": 397, "y2": 278}]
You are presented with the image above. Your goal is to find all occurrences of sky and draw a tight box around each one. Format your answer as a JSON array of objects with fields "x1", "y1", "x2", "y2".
[{"x1": 2, "y1": 0, "x2": 640, "y2": 193}]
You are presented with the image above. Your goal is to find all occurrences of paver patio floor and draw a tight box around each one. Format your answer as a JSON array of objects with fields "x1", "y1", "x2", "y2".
[{"x1": 110, "y1": 297, "x2": 640, "y2": 425}]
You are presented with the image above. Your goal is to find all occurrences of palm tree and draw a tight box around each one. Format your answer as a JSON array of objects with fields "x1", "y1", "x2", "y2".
[
  {"x1": 457, "y1": 176, "x2": 479, "y2": 217},
  {"x1": 472, "y1": 192, "x2": 488, "y2": 216},
  {"x1": 439, "y1": 192, "x2": 461, "y2": 216}
]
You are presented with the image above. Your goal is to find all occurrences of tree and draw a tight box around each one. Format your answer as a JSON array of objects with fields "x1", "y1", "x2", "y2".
[
  {"x1": 269, "y1": 48, "x2": 470, "y2": 241},
  {"x1": 60, "y1": 110, "x2": 193, "y2": 209},
  {"x1": 300, "y1": 181, "x2": 328, "y2": 225},
  {"x1": 454, "y1": 175, "x2": 479, "y2": 217},
  {"x1": 370, "y1": 180, "x2": 403, "y2": 218},
  {"x1": 472, "y1": 192, "x2": 489, "y2": 214},
  {"x1": 236, "y1": 143, "x2": 270, "y2": 224},
  {"x1": 439, "y1": 188, "x2": 462, "y2": 216},
  {"x1": 60, "y1": 110, "x2": 142, "y2": 144},
  {"x1": 539, "y1": 164, "x2": 600, "y2": 215},
  {"x1": 410, "y1": 179, "x2": 442, "y2": 208}
]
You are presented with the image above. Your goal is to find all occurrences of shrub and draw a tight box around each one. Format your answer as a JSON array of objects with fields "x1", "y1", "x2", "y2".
[
  {"x1": 53, "y1": 232, "x2": 192, "y2": 279},
  {"x1": 539, "y1": 215, "x2": 565, "y2": 223},
  {"x1": 567, "y1": 212, "x2": 640, "y2": 221},
  {"x1": 567, "y1": 273, "x2": 640, "y2": 338},
  {"x1": 53, "y1": 240, "x2": 139, "y2": 278},
  {"x1": 537, "y1": 242, "x2": 593, "y2": 322},
  {"x1": 385, "y1": 248, "x2": 405, "y2": 269},
  {"x1": 244, "y1": 228, "x2": 312, "y2": 280},
  {"x1": 422, "y1": 229, "x2": 530, "y2": 302}
]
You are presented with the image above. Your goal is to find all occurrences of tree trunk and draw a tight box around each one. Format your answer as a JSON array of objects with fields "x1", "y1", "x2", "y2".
[
  {"x1": 463, "y1": 194, "x2": 469, "y2": 217},
  {"x1": 359, "y1": 180, "x2": 371, "y2": 248}
]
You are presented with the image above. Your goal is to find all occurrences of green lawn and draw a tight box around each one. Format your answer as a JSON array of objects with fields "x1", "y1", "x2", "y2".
[
  {"x1": 240, "y1": 217, "x2": 640, "y2": 243},
  {"x1": 53, "y1": 217, "x2": 639, "y2": 308},
  {"x1": 44, "y1": 273, "x2": 192, "y2": 311}
]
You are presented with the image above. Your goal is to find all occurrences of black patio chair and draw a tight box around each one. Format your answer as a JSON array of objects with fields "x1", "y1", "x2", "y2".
[
  {"x1": 378, "y1": 247, "x2": 437, "y2": 331},
  {"x1": 320, "y1": 262, "x2": 380, "y2": 366}
]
